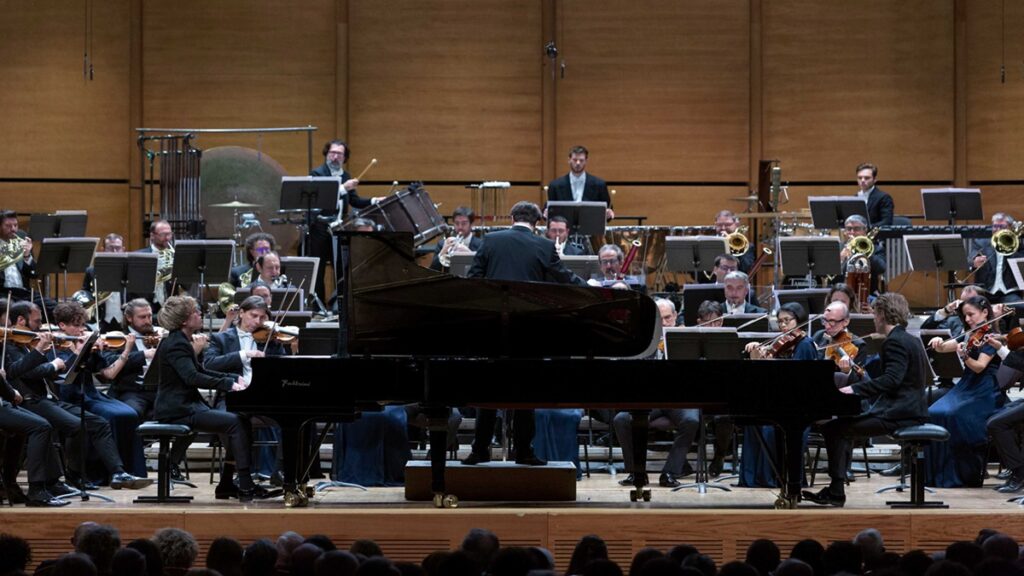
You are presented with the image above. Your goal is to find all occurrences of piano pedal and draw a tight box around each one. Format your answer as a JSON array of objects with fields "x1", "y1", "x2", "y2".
[
  {"x1": 432, "y1": 493, "x2": 459, "y2": 509},
  {"x1": 629, "y1": 489, "x2": 651, "y2": 502}
]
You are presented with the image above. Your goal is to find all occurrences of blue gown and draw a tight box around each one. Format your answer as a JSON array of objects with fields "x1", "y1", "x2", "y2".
[
  {"x1": 533, "y1": 409, "x2": 584, "y2": 479},
  {"x1": 925, "y1": 342, "x2": 1005, "y2": 488},
  {"x1": 332, "y1": 406, "x2": 410, "y2": 486},
  {"x1": 739, "y1": 337, "x2": 817, "y2": 488}
]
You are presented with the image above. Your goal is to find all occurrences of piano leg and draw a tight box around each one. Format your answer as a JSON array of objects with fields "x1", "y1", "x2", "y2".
[
  {"x1": 424, "y1": 405, "x2": 458, "y2": 508},
  {"x1": 777, "y1": 421, "x2": 805, "y2": 509},
  {"x1": 628, "y1": 410, "x2": 652, "y2": 502},
  {"x1": 279, "y1": 422, "x2": 309, "y2": 508}
]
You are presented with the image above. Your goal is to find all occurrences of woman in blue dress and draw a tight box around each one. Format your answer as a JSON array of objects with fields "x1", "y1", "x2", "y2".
[
  {"x1": 332, "y1": 406, "x2": 411, "y2": 487},
  {"x1": 925, "y1": 295, "x2": 1006, "y2": 488},
  {"x1": 739, "y1": 302, "x2": 817, "y2": 487}
]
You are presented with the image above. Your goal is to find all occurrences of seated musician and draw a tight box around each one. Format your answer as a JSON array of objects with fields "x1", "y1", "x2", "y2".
[
  {"x1": 804, "y1": 293, "x2": 928, "y2": 507},
  {"x1": 714, "y1": 210, "x2": 754, "y2": 273},
  {"x1": 838, "y1": 214, "x2": 886, "y2": 296},
  {"x1": 0, "y1": 305, "x2": 67, "y2": 507},
  {"x1": 986, "y1": 343, "x2": 1024, "y2": 492},
  {"x1": 53, "y1": 300, "x2": 147, "y2": 478},
  {"x1": 740, "y1": 302, "x2": 816, "y2": 487},
  {"x1": 133, "y1": 220, "x2": 175, "y2": 309},
  {"x1": 721, "y1": 271, "x2": 766, "y2": 315},
  {"x1": 222, "y1": 281, "x2": 274, "y2": 333},
  {"x1": 545, "y1": 215, "x2": 585, "y2": 257},
  {"x1": 695, "y1": 298, "x2": 733, "y2": 475},
  {"x1": 0, "y1": 210, "x2": 36, "y2": 304},
  {"x1": 230, "y1": 233, "x2": 276, "y2": 288},
  {"x1": 697, "y1": 253, "x2": 739, "y2": 284},
  {"x1": 3, "y1": 300, "x2": 151, "y2": 492},
  {"x1": 826, "y1": 283, "x2": 861, "y2": 315},
  {"x1": 915, "y1": 284, "x2": 979, "y2": 409},
  {"x1": 597, "y1": 244, "x2": 623, "y2": 282},
  {"x1": 970, "y1": 212, "x2": 1024, "y2": 304},
  {"x1": 251, "y1": 252, "x2": 287, "y2": 288},
  {"x1": 613, "y1": 298, "x2": 699, "y2": 488},
  {"x1": 430, "y1": 206, "x2": 483, "y2": 271},
  {"x1": 696, "y1": 300, "x2": 723, "y2": 328},
  {"x1": 924, "y1": 295, "x2": 1006, "y2": 488},
  {"x1": 81, "y1": 233, "x2": 125, "y2": 333},
  {"x1": 153, "y1": 295, "x2": 268, "y2": 501},
  {"x1": 810, "y1": 301, "x2": 866, "y2": 376}
]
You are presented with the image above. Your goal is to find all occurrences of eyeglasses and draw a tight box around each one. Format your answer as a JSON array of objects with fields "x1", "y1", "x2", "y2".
[
  {"x1": 844, "y1": 227, "x2": 866, "y2": 233},
  {"x1": 822, "y1": 318, "x2": 845, "y2": 325},
  {"x1": 599, "y1": 259, "x2": 620, "y2": 265}
]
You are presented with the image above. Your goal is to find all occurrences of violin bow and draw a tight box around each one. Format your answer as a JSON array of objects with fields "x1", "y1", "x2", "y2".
[
  {"x1": 941, "y1": 309, "x2": 1016, "y2": 346},
  {"x1": 735, "y1": 312, "x2": 770, "y2": 331},
  {"x1": 260, "y1": 277, "x2": 305, "y2": 354},
  {"x1": 1, "y1": 292, "x2": 11, "y2": 370}
]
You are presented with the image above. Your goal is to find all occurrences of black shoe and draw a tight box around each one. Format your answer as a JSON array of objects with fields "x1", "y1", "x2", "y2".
[
  {"x1": 3, "y1": 484, "x2": 29, "y2": 504},
  {"x1": 238, "y1": 484, "x2": 271, "y2": 503},
  {"x1": 270, "y1": 470, "x2": 284, "y2": 488},
  {"x1": 26, "y1": 488, "x2": 70, "y2": 508},
  {"x1": 46, "y1": 480, "x2": 78, "y2": 497},
  {"x1": 618, "y1": 474, "x2": 635, "y2": 486},
  {"x1": 879, "y1": 463, "x2": 903, "y2": 477},
  {"x1": 708, "y1": 456, "x2": 724, "y2": 477},
  {"x1": 169, "y1": 465, "x2": 187, "y2": 482},
  {"x1": 997, "y1": 469, "x2": 1013, "y2": 480},
  {"x1": 66, "y1": 472, "x2": 99, "y2": 491},
  {"x1": 460, "y1": 452, "x2": 490, "y2": 466},
  {"x1": 801, "y1": 486, "x2": 846, "y2": 507},
  {"x1": 659, "y1": 472, "x2": 681, "y2": 488},
  {"x1": 996, "y1": 475, "x2": 1024, "y2": 494},
  {"x1": 215, "y1": 482, "x2": 239, "y2": 500},
  {"x1": 845, "y1": 469, "x2": 856, "y2": 483},
  {"x1": 110, "y1": 472, "x2": 153, "y2": 490},
  {"x1": 515, "y1": 454, "x2": 547, "y2": 466}
]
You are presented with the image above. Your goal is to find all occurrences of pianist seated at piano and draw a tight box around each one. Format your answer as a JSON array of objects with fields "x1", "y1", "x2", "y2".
[
  {"x1": 803, "y1": 293, "x2": 928, "y2": 507},
  {"x1": 153, "y1": 295, "x2": 269, "y2": 501},
  {"x1": 722, "y1": 271, "x2": 766, "y2": 315}
]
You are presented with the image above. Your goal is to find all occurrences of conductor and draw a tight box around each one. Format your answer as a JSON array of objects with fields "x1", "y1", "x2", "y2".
[{"x1": 462, "y1": 201, "x2": 587, "y2": 466}]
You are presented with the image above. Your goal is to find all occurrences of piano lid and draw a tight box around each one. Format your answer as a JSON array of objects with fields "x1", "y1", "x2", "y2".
[{"x1": 340, "y1": 232, "x2": 659, "y2": 358}]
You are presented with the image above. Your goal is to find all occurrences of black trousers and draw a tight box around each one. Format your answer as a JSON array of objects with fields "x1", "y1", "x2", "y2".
[
  {"x1": 821, "y1": 414, "x2": 918, "y2": 490},
  {"x1": 1, "y1": 404, "x2": 62, "y2": 483},
  {"x1": 471, "y1": 409, "x2": 536, "y2": 458},
  {"x1": 308, "y1": 222, "x2": 334, "y2": 304},
  {"x1": 20, "y1": 397, "x2": 123, "y2": 476},
  {"x1": 987, "y1": 399, "x2": 1024, "y2": 475},
  {"x1": 165, "y1": 408, "x2": 252, "y2": 472}
]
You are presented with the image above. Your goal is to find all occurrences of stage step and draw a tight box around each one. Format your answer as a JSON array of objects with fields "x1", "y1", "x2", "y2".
[{"x1": 404, "y1": 461, "x2": 577, "y2": 501}]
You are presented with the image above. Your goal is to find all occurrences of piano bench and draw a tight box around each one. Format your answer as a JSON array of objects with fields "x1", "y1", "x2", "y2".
[
  {"x1": 135, "y1": 422, "x2": 194, "y2": 504},
  {"x1": 885, "y1": 424, "x2": 950, "y2": 509}
]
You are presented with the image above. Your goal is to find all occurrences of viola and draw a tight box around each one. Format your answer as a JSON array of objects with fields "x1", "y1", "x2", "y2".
[
  {"x1": 824, "y1": 331, "x2": 865, "y2": 376},
  {"x1": 763, "y1": 329, "x2": 805, "y2": 359}
]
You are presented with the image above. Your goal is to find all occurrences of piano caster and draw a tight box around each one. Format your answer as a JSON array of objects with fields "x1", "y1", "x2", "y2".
[
  {"x1": 629, "y1": 489, "x2": 651, "y2": 502},
  {"x1": 433, "y1": 493, "x2": 459, "y2": 509},
  {"x1": 774, "y1": 495, "x2": 798, "y2": 510},
  {"x1": 284, "y1": 490, "x2": 310, "y2": 508}
]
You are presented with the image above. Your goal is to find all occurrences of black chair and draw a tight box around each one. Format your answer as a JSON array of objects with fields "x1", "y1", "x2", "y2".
[
  {"x1": 135, "y1": 422, "x2": 195, "y2": 504},
  {"x1": 883, "y1": 424, "x2": 950, "y2": 508}
]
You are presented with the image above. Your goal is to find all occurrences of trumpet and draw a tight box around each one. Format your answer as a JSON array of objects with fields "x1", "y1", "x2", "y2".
[
  {"x1": 724, "y1": 226, "x2": 749, "y2": 256},
  {"x1": 992, "y1": 222, "x2": 1023, "y2": 256},
  {"x1": 438, "y1": 231, "x2": 471, "y2": 269}
]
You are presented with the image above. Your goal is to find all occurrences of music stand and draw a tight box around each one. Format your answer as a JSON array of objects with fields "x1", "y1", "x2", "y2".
[
  {"x1": 904, "y1": 234, "x2": 966, "y2": 296},
  {"x1": 29, "y1": 211, "x2": 88, "y2": 239},
  {"x1": 560, "y1": 255, "x2": 600, "y2": 280},
  {"x1": 665, "y1": 236, "x2": 728, "y2": 278},
  {"x1": 681, "y1": 283, "x2": 724, "y2": 327},
  {"x1": 276, "y1": 311, "x2": 313, "y2": 328},
  {"x1": 773, "y1": 287, "x2": 830, "y2": 315},
  {"x1": 59, "y1": 330, "x2": 114, "y2": 503},
  {"x1": 36, "y1": 237, "x2": 98, "y2": 299},
  {"x1": 448, "y1": 252, "x2": 476, "y2": 278},
  {"x1": 779, "y1": 236, "x2": 842, "y2": 279},
  {"x1": 918, "y1": 329, "x2": 963, "y2": 380},
  {"x1": 93, "y1": 253, "x2": 158, "y2": 302},
  {"x1": 547, "y1": 201, "x2": 607, "y2": 248},
  {"x1": 847, "y1": 314, "x2": 875, "y2": 338},
  {"x1": 172, "y1": 239, "x2": 234, "y2": 322},
  {"x1": 280, "y1": 256, "x2": 320, "y2": 305},
  {"x1": 921, "y1": 188, "x2": 983, "y2": 224},
  {"x1": 235, "y1": 286, "x2": 304, "y2": 311},
  {"x1": 809, "y1": 196, "x2": 869, "y2": 229},
  {"x1": 1007, "y1": 258, "x2": 1024, "y2": 291},
  {"x1": 281, "y1": 176, "x2": 341, "y2": 256},
  {"x1": 299, "y1": 322, "x2": 340, "y2": 355},
  {"x1": 721, "y1": 313, "x2": 771, "y2": 332}
]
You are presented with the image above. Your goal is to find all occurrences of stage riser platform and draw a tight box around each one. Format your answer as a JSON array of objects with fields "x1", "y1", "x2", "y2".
[
  {"x1": 404, "y1": 461, "x2": 577, "y2": 501},
  {"x1": 4, "y1": 509, "x2": 1024, "y2": 574}
]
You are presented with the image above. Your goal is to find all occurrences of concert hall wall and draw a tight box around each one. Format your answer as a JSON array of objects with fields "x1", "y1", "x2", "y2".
[{"x1": 1, "y1": 0, "x2": 1022, "y2": 306}]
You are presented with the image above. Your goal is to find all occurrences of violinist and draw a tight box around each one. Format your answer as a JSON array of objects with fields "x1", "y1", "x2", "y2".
[
  {"x1": 2, "y1": 301, "x2": 151, "y2": 492},
  {"x1": 696, "y1": 300, "x2": 724, "y2": 327},
  {"x1": 153, "y1": 295, "x2": 268, "y2": 501},
  {"x1": 826, "y1": 283, "x2": 862, "y2": 316},
  {"x1": 804, "y1": 293, "x2": 928, "y2": 507},
  {"x1": 52, "y1": 301, "x2": 148, "y2": 478},
  {"x1": 811, "y1": 301, "x2": 865, "y2": 376},
  {"x1": 924, "y1": 295, "x2": 1006, "y2": 488},
  {"x1": 221, "y1": 281, "x2": 272, "y2": 333}
]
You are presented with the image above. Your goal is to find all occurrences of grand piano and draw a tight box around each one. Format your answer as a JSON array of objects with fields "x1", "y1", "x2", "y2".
[{"x1": 229, "y1": 232, "x2": 860, "y2": 508}]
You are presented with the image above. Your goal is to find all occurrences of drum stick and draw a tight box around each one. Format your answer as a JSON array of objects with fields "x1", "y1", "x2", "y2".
[{"x1": 354, "y1": 158, "x2": 377, "y2": 181}]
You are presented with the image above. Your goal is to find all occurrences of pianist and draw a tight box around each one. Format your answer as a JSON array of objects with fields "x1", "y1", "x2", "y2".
[
  {"x1": 154, "y1": 295, "x2": 267, "y2": 501},
  {"x1": 462, "y1": 201, "x2": 585, "y2": 467}
]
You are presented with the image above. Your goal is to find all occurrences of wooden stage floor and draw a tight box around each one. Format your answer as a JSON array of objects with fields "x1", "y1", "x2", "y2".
[{"x1": 4, "y1": 470, "x2": 1024, "y2": 572}]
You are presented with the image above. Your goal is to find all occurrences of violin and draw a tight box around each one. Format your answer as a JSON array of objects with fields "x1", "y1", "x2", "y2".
[
  {"x1": 94, "y1": 331, "x2": 129, "y2": 351},
  {"x1": 251, "y1": 322, "x2": 299, "y2": 344},
  {"x1": 966, "y1": 324, "x2": 990, "y2": 354},
  {"x1": 762, "y1": 329, "x2": 806, "y2": 359},
  {"x1": 0, "y1": 326, "x2": 45, "y2": 347},
  {"x1": 824, "y1": 331, "x2": 865, "y2": 376}
]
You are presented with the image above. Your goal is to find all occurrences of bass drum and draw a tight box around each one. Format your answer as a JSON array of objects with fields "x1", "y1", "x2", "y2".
[
  {"x1": 200, "y1": 146, "x2": 299, "y2": 256},
  {"x1": 597, "y1": 226, "x2": 671, "y2": 274}
]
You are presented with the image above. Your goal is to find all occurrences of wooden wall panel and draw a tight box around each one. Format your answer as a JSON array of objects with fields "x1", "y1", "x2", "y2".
[
  {"x1": 763, "y1": 1, "x2": 955, "y2": 182},
  {"x1": 965, "y1": 2, "x2": 1024, "y2": 181},
  {"x1": 0, "y1": 0, "x2": 130, "y2": 179},
  {"x1": 556, "y1": 1, "x2": 750, "y2": 183},
  {"x1": 141, "y1": 1, "x2": 336, "y2": 176},
  {"x1": 347, "y1": 1, "x2": 542, "y2": 183}
]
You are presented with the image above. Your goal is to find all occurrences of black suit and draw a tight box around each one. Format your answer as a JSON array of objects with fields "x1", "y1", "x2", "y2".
[
  {"x1": 1, "y1": 361, "x2": 62, "y2": 486},
  {"x1": 864, "y1": 187, "x2": 894, "y2": 227},
  {"x1": 204, "y1": 328, "x2": 288, "y2": 375},
  {"x1": 465, "y1": 224, "x2": 584, "y2": 460},
  {"x1": 428, "y1": 235, "x2": 484, "y2": 272},
  {"x1": 154, "y1": 330, "x2": 254, "y2": 471},
  {"x1": 971, "y1": 244, "x2": 1024, "y2": 302},
  {"x1": 468, "y1": 226, "x2": 586, "y2": 286},
  {"x1": 722, "y1": 301, "x2": 767, "y2": 314},
  {"x1": 987, "y1": 349, "x2": 1024, "y2": 477},
  {"x1": 308, "y1": 163, "x2": 372, "y2": 303},
  {"x1": 546, "y1": 173, "x2": 611, "y2": 207},
  {"x1": 819, "y1": 325, "x2": 928, "y2": 490}
]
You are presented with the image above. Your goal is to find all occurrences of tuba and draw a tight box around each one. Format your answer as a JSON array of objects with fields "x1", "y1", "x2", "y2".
[
  {"x1": 724, "y1": 226, "x2": 749, "y2": 256},
  {"x1": 992, "y1": 222, "x2": 1024, "y2": 256}
]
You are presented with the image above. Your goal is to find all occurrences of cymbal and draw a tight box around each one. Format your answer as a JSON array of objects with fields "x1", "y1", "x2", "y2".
[{"x1": 209, "y1": 200, "x2": 261, "y2": 208}]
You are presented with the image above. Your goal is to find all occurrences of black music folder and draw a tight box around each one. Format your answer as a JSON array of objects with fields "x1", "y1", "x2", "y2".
[
  {"x1": 448, "y1": 252, "x2": 476, "y2": 278},
  {"x1": 664, "y1": 327, "x2": 743, "y2": 360},
  {"x1": 664, "y1": 236, "x2": 728, "y2": 275},
  {"x1": 560, "y1": 255, "x2": 600, "y2": 280},
  {"x1": 29, "y1": 211, "x2": 88, "y2": 239},
  {"x1": 172, "y1": 240, "x2": 235, "y2": 285},
  {"x1": 279, "y1": 256, "x2": 320, "y2": 293},
  {"x1": 778, "y1": 237, "x2": 842, "y2": 277},
  {"x1": 681, "y1": 283, "x2": 724, "y2": 327},
  {"x1": 773, "y1": 287, "x2": 830, "y2": 315},
  {"x1": 921, "y1": 188, "x2": 983, "y2": 223},
  {"x1": 37, "y1": 237, "x2": 98, "y2": 275},
  {"x1": 281, "y1": 176, "x2": 340, "y2": 213},
  {"x1": 809, "y1": 196, "x2": 869, "y2": 229},
  {"x1": 546, "y1": 201, "x2": 607, "y2": 237},
  {"x1": 904, "y1": 235, "x2": 966, "y2": 273},
  {"x1": 93, "y1": 253, "x2": 158, "y2": 296}
]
